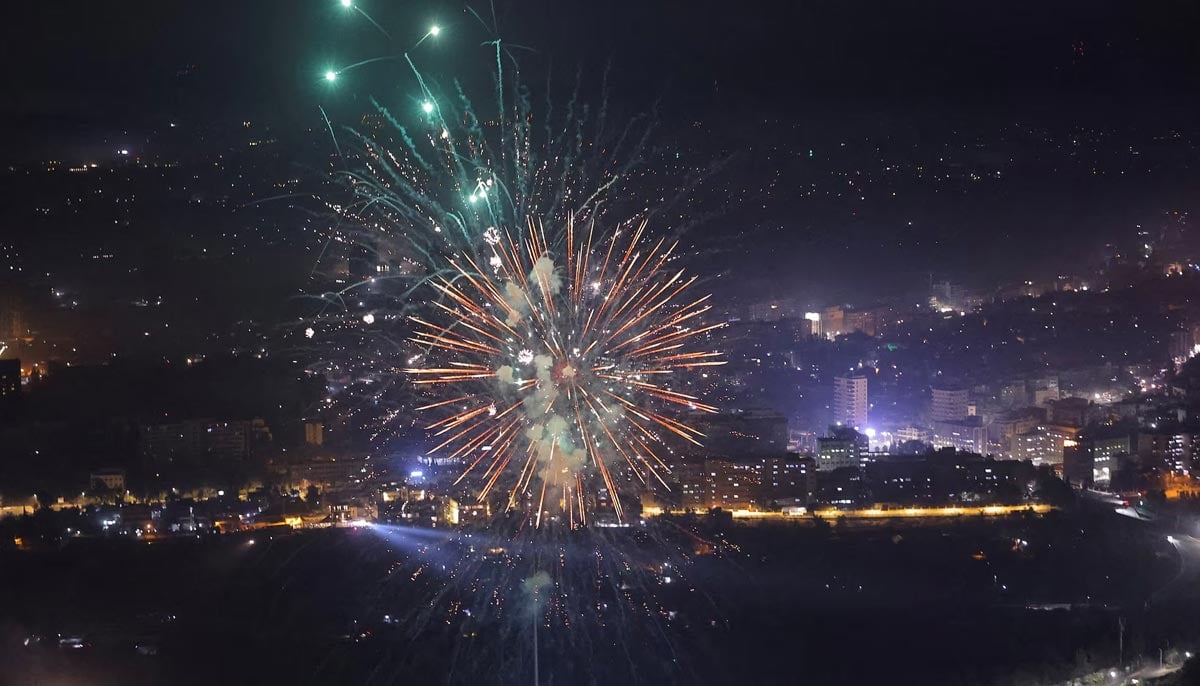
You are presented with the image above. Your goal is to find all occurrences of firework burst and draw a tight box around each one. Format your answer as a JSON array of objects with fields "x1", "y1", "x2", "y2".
[
  {"x1": 288, "y1": 10, "x2": 737, "y2": 682},
  {"x1": 408, "y1": 215, "x2": 723, "y2": 527}
]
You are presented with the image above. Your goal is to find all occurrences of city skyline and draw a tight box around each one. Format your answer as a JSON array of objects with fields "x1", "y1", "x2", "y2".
[{"x1": 6, "y1": 2, "x2": 1200, "y2": 685}]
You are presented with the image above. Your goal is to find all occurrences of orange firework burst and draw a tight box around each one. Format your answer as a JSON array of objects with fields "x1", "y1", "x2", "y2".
[{"x1": 406, "y1": 216, "x2": 724, "y2": 527}]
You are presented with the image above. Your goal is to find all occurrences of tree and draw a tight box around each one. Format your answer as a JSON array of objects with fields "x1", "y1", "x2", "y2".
[
  {"x1": 1177, "y1": 654, "x2": 1200, "y2": 684},
  {"x1": 811, "y1": 514, "x2": 831, "y2": 535},
  {"x1": 90, "y1": 482, "x2": 122, "y2": 505},
  {"x1": 994, "y1": 480, "x2": 1023, "y2": 505},
  {"x1": 1033, "y1": 467, "x2": 1074, "y2": 507}
]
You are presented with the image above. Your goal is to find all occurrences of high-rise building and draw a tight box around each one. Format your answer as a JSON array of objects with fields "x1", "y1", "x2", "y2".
[
  {"x1": 867, "y1": 453, "x2": 1033, "y2": 504},
  {"x1": 1012, "y1": 424, "x2": 1081, "y2": 466},
  {"x1": 931, "y1": 417, "x2": 987, "y2": 454},
  {"x1": 0, "y1": 358, "x2": 20, "y2": 409},
  {"x1": 1138, "y1": 431, "x2": 1194, "y2": 474},
  {"x1": 1092, "y1": 434, "x2": 1132, "y2": 485},
  {"x1": 998, "y1": 381, "x2": 1028, "y2": 409},
  {"x1": 748, "y1": 299, "x2": 798, "y2": 322},
  {"x1": 140, "y1": 418, "x2": 272, "y2": 465},
  {"x1": 832, "y1": 374, "x2": 868, "y2": 429},
  {"x1": 675, "y1": 459, "x2": 760, "y2": 511},
  {"x1": 930, "y1": 386, "x2": 970, "y2": 423},
  {"x1": 1062, "y1": 443, "x2": 1094, "y2": 487},
  {"x1": 1047, "y1": 397, "x2": 1091, "y2": 427},
  {"x1": 304, "y1": 421, "x2": 325, "y2": 446},
  {"x1": 804, "y1": 312, "x2": 822, "y2": 338},
  {"x1": 0, "y1": 294, "x2": 24, "y2": 348},
  {"x1": 90, "y1": 468, "x2": 127, "y2": 492},
  {"x1": 758, "y1": 454, "x2": 816, "y2": 504},
  {"x1": 929, "y1": 281, "x2": 981, "y2": 313},
  {"x1": 1033, "y1": 387, "x2": 1060, "y2": 407},
  {"x1": 894, "y1": 426, "x2": 933, "y2": 445},
  {"x1": 843, "y1": 309, "x2": 879, "y2": 337},
  {"x1": 788, "y1": 429, "x2": 819, "y2": 455},
  {"x1": 1170, "y1": 330, "x2": 1196, "y2": 361},
  {"x1": 816, "y1": 427, "x2": 868, "y2": 472},
  {"x1": 1031, "y1": 376, "x2": 1060, "y2": 407},
  {"x1": 676, "y1": 409, "x2": 789, "y2": 459},
  {"x1": 821, "y1": 306, "x2": 845, "y2": 339},
  {"x1": 988, "y1": 407, "x2": 1045, "y2": 457}
]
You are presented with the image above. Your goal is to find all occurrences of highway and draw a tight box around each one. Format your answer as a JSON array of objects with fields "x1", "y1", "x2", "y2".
[
  {"x1": 727, "y1": 503, "x2": 1055, "y2": 520},
  {"x1": 1152, "y1": 533, "x2": 1200, "y2": 605}
]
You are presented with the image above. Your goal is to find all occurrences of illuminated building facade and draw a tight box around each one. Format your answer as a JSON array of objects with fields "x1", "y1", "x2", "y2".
[
  {"x1": 832, "y1": 374, "x2": 868, "y2": 429},
  {"x1": 988, "y1": 408, "x2": 1045, "y2": 458},
  {"x1": 931, "y1": 417, "x2": 987, "y2": 455},
  {"x1": 758, "y1": 454, "x2": 816, "y2": 504},
  {"x1": 680, "y1": 409, "x2": 789, "y2": 458},
  {"x1": 89, "y1": 468, "x2": 126, "y2": 492},
  {"x1": 821, "y1": 306, "x2": 845, "y2": 339},
  {"x1": 676, "y1": 460, "x2": 761, "y2": 511},
  {"x1": 843, "y1": 309, "x2": 879, "y2": 337},
  {"x1": 140, "y1": 418, "x2": 272, "y2": 464},
  {"x1": 304, "y1": 421, "x2": 324, "y2": 446},
  {"x1": 0, "y1": 358, "x2": 19, "y2": 409},
  {"x1": 817, "y1": 427, "x2": 868, "y2": 472},
  {"x1": 1138, "y1": 431, "x2": 1194, "y2": 474},
  {"x1": 804, "y1": 312, "x2": 822, "y2": 338},
  {"x1": 931, "y1": 386, "x2": 970, "y2": 423},
  {"x1": 1092, "y1": 434, "x2": 1132, "y2": 485},
  {"x1": 1013, "y1": 424, "x2": 1081, "y2": 466}
]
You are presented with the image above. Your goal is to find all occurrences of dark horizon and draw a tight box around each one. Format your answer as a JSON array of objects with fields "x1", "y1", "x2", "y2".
[{"x1": 6, "y1": 1, "x2": 1200, "y2": 157}]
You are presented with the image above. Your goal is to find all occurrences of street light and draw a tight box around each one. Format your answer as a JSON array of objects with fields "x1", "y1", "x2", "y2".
[
  {"x1": 429, "y1": 25, "x2": 441, "y2": 36},
  {"x1": 324, "y1": 70, "x2": 338, "y2": 82}
]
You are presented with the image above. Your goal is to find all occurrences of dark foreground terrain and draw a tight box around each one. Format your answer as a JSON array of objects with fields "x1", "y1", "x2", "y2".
[{"x1": 2, "y1": 509, "x2": 1197, "y2": 685}]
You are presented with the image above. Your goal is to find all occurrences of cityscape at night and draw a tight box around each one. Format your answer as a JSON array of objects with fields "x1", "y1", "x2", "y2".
[{"x1": 5, "y1": 1, "x2": 1200, "y2": 684}]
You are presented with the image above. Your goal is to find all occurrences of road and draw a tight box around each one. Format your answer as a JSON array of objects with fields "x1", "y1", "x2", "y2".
[{"x1": 1151, "y1": 533, "x2": 1200, "y2": 606}]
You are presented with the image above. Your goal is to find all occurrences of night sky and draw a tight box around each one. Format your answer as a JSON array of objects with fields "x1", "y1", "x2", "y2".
[{"x1": 6, "y1": 0, "x2": 1199, "y2": 155}]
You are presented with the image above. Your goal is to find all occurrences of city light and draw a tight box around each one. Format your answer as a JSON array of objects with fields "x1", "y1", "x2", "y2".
[
  {"x1": 715, "y1": 504, "x2": 1056, "y2": 520},
  {"x1": 7, "y1": 3, "x2": 1200, "y2": 683}
]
